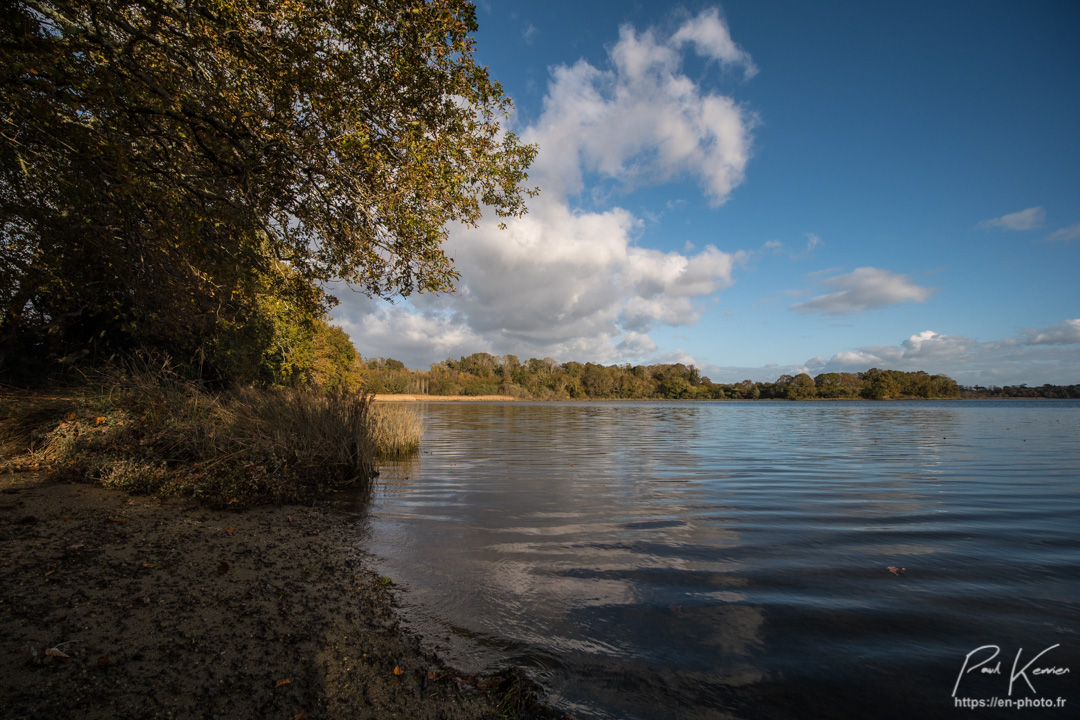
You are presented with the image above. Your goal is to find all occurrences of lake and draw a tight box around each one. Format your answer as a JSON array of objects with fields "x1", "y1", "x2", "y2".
[{"x1": 348, "y1": 400, "x2": 1080, "y2": 719}]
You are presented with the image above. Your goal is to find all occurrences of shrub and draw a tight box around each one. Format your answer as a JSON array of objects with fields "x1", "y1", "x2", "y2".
[{"x1": 1, "y1": 358, "x2": 390, "y2": 506}]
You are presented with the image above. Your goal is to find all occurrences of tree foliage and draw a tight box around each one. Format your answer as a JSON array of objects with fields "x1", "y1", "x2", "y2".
[
  {"x1": 362, "y1": 355, "x2": 966, "y2": 401},
  {"x1": 960, "y1": 383, "x2": 1080, "y2": 399},
  {"x1": 1, "y1": 0, "x2": 535, "y2": 382}
]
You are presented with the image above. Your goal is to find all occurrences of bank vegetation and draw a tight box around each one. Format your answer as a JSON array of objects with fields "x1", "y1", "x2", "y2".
[
  {"x1": 362, "y1": 353, "x2": 969, "y2": 401},
  {"x1": 0, "y1": 0, "x2": 539, "y2": 504},
  {"x1": 0, "y1": 359, "x2": 426, "y2": 507}
]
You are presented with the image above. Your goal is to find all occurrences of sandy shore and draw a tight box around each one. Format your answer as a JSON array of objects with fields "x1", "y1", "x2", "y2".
[
  {"x1": 0, "y1": 472, "x2": 551, "y2": 719},
  {"x1": 373, "y1": 394, "x2": 517, "y2": 402}
]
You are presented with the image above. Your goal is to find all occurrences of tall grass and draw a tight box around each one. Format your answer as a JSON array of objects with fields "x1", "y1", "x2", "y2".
[
  {"x1": 1, "y1": 358, "x2": 422, "y2": 506},
  {"x1": 367, "y1": 403, "x2": 425, "y2": 458}
]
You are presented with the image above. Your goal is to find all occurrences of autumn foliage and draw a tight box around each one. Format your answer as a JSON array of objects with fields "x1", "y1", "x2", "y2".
[
  {"x1": 1, "y1": 0, "x2": 535, "y2": 384},
  {"x1": 363, "y1": 353, "x2": 965, "y2": 400}
]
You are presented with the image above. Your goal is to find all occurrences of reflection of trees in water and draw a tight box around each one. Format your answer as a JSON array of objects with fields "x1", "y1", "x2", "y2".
[{"x1": 363, "y1": 401, "x2": 1080, "y2": 720}]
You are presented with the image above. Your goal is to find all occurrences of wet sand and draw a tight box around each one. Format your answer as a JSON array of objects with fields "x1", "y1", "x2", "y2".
[{"x1": 0, "y1": 472, "x2": 551, "y2": 719}]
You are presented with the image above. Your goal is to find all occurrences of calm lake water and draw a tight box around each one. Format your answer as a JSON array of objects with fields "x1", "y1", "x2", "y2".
[{"x1": 348, "y1": 401, "x2": 1080, "y2": 719}]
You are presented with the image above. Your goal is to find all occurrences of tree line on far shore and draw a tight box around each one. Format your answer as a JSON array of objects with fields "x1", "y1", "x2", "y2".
[
  {"x1": 362, "y1": 353, "x2": 974, "y2": 400},
  {"x1": 960, "y1": 383, "x2": 1080, "y2": 399}
]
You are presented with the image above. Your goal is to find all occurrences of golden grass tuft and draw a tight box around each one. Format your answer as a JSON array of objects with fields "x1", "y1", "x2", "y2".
[
  {"x1": 367, "y1": 403, "x2": 424, "y2": 459},
  {"x1": 0, "y1": 357, "x2": 421, "y2": 506}
]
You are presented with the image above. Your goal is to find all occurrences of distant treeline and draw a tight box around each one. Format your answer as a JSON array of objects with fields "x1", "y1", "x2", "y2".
[
  {"x1": 960, "y1": 384, "x2": 1080, "y2": 399},
  {"x1": 363, "y1": 353, "x2": 968, "y2": 400}
]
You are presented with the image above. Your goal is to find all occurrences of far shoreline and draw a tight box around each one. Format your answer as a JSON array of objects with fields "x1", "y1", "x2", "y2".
[
  {"x1": 369, "y1": 394, "x2": 1054, "y2": 403},
  {"x1": 373, "y1": 393, "x2": 518, "y2": 402}
]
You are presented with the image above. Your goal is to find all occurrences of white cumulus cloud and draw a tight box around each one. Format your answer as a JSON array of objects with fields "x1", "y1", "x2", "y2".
[
  {"x1": 331, "y1": 296, "x2": 484, "y2": 364},
  {"x1": 671, "y1": 8, "x2": 758, "y2": 78},
  {"x1": 812, "y1": 321, "x2": 1080, "y2": 385},
  {"x1": 789, "y1": 267, "x2": 934, "y2": 315},
  {"x1": 702, "y1": 320, "x2": 1080, "y2": 386},
  {"x1": 332, "y1": 8, "x2": 755, "y2": 368},
  {"x1": 525, "y1": 11, "x2": 756, "y2": 204},
  {"x1": 1025, "y1": 318, "x2": 1080, "y2": 345},
  {"x1": 977, "y1": 206, "x2": 1046, "y2": 231}
]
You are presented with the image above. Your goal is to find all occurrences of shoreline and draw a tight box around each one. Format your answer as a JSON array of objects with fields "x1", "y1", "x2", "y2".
[
  {"x1": 371, "y1": 394, "x2": 1013, "y2": 402},
  {"x1": 0, "y1": 472, "x2": 553, "y2": 719},
  {"x1": 373, "y1": 394, "x2": 518, "y2": 402}
]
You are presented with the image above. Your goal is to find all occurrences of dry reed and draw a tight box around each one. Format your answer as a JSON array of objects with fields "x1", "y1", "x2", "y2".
[
  {"x1": 0, "y1": 358, "x2": 423, "y2": 506},
  {"x1": 367, "y1": 403, "x2": 424, "y2": 458}
]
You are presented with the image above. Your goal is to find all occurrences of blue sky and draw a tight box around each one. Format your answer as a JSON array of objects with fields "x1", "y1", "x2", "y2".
[{"x1": 332, "y1": 1, "x2": 1080, "y2": 386}]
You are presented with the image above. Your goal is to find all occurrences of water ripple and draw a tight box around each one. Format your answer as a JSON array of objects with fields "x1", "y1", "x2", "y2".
[{"x1": 356, "y1": 400, "x2": 1080, "y2": 719}]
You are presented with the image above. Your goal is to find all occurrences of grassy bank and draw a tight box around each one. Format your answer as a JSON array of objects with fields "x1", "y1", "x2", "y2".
[
  {"x1": 0, "y1": 369, "x2": 568, "y2": 718},
  {"x1": 374, "y1": 393, "x2": 517, "y2": 402},
  {"x1": 0, "y1": 365, "x2": 424, "y2": 508}
]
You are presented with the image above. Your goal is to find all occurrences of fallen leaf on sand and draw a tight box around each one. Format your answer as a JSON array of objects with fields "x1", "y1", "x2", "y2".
[
  {"x1": 393, "y1": 666, "x2": 404, "y2": 676},
  {"x1": 98, "y1": 656, "x2": 111, "y2": 666},
  {"x1": 61, "y1": 515, "x2": 75, "y2": 521},
  {"x1": 887, "y1": 566, "x2": 907, "y2": 576},
  {"x1": 44, "y1": 569, "x2": 55, "y2": 577},
  {"x1": 45, "y1": 646, "x2": 71, "y2": 660},
  {"x1": 142, "y1": 563, "x2": 155, "y2": 569},
  {"x1": 66, "y1": 544, "x2": 84, "y2": 551},
  {"x1": 225, "y1": 526, "x2": 234, "y2": 534},
  {"x1": 275, "y1": 679, "x2": 292, "y2": 688},
  {"x1": 105, "y1": 517, "x2": 127, "y2": 524},
  {"x1": 218, "y1": 560, "x2": 230, "y2": 575},
  {"x1": 289, "y1": 712, "x2": 307, "y2": 720}
]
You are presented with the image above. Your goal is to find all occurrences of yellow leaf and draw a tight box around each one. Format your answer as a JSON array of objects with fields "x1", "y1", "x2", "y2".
[
  {"x1": 393, "y1": 666, "x2": 404, "y2": 676},
  {"x1": 275, "y1": 678, "x2": 292, "y2": 688}
]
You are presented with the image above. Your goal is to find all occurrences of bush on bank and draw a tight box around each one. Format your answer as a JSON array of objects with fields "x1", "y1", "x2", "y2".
[{"x1": 0, "y1": 361, "x2": 422, "y2": 507}]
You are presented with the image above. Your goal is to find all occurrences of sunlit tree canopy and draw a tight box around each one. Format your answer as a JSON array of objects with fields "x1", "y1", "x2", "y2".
[{"x1": 0, "y1": 0, "x2": 535, "y2": 380}]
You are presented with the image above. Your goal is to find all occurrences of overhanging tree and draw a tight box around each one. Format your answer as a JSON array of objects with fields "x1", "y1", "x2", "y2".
[{"x1": 0, "y1": 0, "x2": 535, "y2": 379}]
